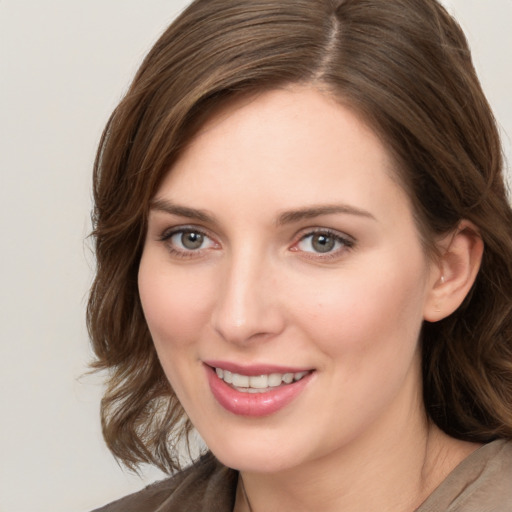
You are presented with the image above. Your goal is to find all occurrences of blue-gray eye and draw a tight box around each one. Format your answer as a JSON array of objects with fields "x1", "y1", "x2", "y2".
[
  {"x1": 297, "y1": 232, "x2": 348, "y2": 254},
  {"x1": 169, "y1": 230, "x2": 213, "y2": 250},
  {"x1": 181, "y1": 231, "x2": 204, "y2": 249},
  {"x1": 311, "y1": 233, "x2": 335, "y2": 253}
]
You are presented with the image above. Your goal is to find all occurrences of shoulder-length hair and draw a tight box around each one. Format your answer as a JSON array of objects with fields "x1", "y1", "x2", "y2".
[{"x1": 88, "y1": 0, "x2": 512, "y2": 472}]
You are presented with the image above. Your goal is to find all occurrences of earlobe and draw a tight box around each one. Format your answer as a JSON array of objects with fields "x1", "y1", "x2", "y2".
[{"x1": 423, "y1": 220, "x2": 484, "y2": 322}]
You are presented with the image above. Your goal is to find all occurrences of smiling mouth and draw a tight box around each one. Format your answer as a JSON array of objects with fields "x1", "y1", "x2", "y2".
[
  {"x1": 206, "y1": 363, "x2": 315, "y2": 416},
  {"x1": 213, "y1": 367, "x2": 311, "y2": 393}
]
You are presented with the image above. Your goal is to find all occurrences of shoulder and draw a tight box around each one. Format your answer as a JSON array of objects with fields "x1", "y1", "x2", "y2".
[
  {"x1": 91, "y1": 453, "x2": 237, "y2": 512},
  {"x1": 418, "y1": 439, "x2": 512, "y2": 511}
]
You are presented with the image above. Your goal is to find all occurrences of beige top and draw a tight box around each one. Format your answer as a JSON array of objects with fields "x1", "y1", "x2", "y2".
[
  {"x1": 93, "y1": 439, "x2": 512, "y2": 512},
  {"x1": 416, "y1": 439, "x2": 512, "y2": 511}
]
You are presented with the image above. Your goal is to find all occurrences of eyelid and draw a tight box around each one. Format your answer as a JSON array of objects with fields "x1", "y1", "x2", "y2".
[
  {"x1": 290, "y1": 227, "x2": 355, "y2": 259},
  {"x1": 159, "y1": 223, "x2": 214, "y2": 241},
  {"x1": 158, "y1": 224, "x2": 220, "y2": 258},
  {"x1": 155, "y1": 223, "x2": 354, "y2": 261}
]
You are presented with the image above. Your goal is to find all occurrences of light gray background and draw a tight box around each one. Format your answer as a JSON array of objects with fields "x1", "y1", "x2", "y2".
[{"x1": 0, "y1": 1, "x2": 510, "y2": 511}]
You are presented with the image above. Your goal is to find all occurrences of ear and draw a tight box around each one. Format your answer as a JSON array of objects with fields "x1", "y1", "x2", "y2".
[{"x1": 423, "y1": 220, "x2": 484, "y2": 322}]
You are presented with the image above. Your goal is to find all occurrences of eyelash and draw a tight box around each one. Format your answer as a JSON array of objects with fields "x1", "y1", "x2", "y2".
[
  {"x1": 292, "y1": 228, "x2": 355, "y2": 261},
  {"x1": 159, "y1": 226, "x2": 218, "y2": 259},
  {"x1": 158, "y1": 226, "x2": 355, "y2": 261}
]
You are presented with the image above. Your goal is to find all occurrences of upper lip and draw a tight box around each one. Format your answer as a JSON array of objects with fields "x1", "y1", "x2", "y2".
[{"x1": 203, "y1": 360, "x2": 314, "y2": 376}]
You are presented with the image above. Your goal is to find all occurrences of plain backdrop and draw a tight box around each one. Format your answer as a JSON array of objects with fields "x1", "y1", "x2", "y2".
[{"x1": 0, "y1": 1, "x2": 510, "y2": 511}]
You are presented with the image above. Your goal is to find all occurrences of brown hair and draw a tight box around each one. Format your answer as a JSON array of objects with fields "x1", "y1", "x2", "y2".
[{"x1": 88, "y1": 0, "x2": 512, "y2": 472}]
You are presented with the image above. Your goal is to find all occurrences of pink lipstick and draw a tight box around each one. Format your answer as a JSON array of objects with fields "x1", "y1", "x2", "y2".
[{"x1": 204, "y1": 362, "x2": 314, "y2": 417}]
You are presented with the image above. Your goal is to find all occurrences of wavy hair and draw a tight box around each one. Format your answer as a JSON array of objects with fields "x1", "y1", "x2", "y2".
[{"x1": 88, "y1": 0, "x2": 512, "y2": 472}]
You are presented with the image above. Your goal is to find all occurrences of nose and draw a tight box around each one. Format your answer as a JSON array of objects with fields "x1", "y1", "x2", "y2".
[{"x1": 211, "y1": 249, "x2": 285, "y2": 345}]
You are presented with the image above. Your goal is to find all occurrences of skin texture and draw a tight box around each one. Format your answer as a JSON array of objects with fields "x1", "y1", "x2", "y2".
[{"x1": 138, "y1": 87, "x2": 482, "y2": 511}]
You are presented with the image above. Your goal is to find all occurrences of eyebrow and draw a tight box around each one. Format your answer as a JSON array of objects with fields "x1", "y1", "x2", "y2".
[
  {"x1": 276, "y1": 205, "x2": 376, "y2": 225},
  {"x1": 150, "y1": 199, "x2": 216, "y2": 223},
  {"x1": 150, "y1": 199, "x2": 376, "y2": 225}
]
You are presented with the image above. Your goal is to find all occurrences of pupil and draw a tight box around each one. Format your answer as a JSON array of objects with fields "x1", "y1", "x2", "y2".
[
  {"x1": 182, "y1": 231, "x2": 203, "y2": 249},
  {"x1": 312, "y1": 234, "x2": 334, "y2": 253}
]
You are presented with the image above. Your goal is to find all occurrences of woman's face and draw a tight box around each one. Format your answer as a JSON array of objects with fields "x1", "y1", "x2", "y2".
[{"x1": 138, "y1": 87, "x2": 438, "y2": 473}]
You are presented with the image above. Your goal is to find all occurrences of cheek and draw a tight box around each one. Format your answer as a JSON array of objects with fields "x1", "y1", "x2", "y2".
[
  {"x1": 290, "y1": 257, "x2": 429, "y2": 361},
  {"x1": 137, "y1": 255, "x2": 215, "y2": 349},
  {"x1": 137, "y1": 253, "x2": 219, "y2": 407},
  {"x1": 291, "y1": 262, "x2": 428, "y2": 429}
]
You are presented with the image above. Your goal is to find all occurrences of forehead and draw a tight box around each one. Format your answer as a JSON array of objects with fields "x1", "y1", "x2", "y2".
[{"x1": 155, "y1": 86, "x2": 411, "y2": 222}]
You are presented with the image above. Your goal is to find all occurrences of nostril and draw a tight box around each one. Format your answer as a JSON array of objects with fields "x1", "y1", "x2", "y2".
[{"x1": 210, "y1": 260, "x2": 286, "y2": 344}]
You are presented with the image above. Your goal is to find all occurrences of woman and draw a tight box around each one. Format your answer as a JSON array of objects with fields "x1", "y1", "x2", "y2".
[{"x1": 89, "y1": 0, "x2": 512, "y2": 510}]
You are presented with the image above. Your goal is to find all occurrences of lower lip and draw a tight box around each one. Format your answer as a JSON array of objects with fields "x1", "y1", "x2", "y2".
[{"x1": 205, "y1": 366, "x2": 313, "y2": 417}]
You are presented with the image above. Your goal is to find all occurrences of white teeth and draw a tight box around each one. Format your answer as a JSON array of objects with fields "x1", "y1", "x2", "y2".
[
  {"x1": 282, "y1": 373, "x2": 294, "y2": 384},
  {"x1": 268, "y1": 373, "x2": 282, "y2": 387},
  {"x1": 231, "y1": 373, "x2": 250, "y2": 387},
  {"x1": 215, "y1": 368, "x2": 310, "y2": 390},
  {"x1": 249, "y1": 374, "x2": 269, "y2": 389}
]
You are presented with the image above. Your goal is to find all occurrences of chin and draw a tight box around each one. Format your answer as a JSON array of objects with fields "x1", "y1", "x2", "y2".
[
  {"x1": 198, "y1": 425, "x2": 310, "y2": 474},
  {"x1": 214, "y1": 447, "x2": 300, "y2": 474}
]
